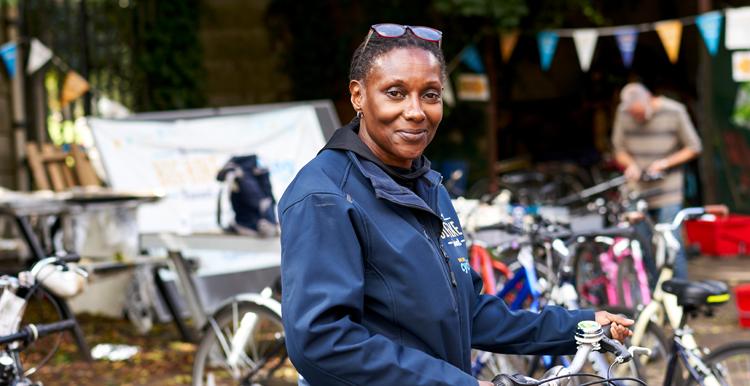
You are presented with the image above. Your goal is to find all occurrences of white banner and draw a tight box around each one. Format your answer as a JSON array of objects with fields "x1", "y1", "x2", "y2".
[
  {"x1": 573, "y1": 29, "x2": 598, "y2": 72},
  {"x1": 90, "y1": 106, "x2": 326, "y2": 233},
  {"x1": 26, "y1": 38, "x2": 53, "y2": 74},
  {"x1": 726, "y1": 7, "x2": 750, "y2": 50}
]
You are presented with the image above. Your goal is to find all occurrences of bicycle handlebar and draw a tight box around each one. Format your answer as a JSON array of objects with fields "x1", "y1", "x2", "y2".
[
  {"x1": 669, "y1": 205, "x2": 729, "y2": 230},
  {"x1": 490, "y1": 321, "x2": 647, "y2": 386},
  {"x1": 0, "y1": 319, "x2": 76, "y2": 346}
]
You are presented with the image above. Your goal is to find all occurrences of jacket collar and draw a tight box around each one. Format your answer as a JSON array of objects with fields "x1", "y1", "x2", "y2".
[{"x1": 345, "y1": 151, "x2": 442, "y2": 217}]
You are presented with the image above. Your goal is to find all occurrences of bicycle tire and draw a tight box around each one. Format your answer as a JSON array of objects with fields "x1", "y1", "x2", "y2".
[
  {"x1": 616, "y1": 256, "x2": 646, "y2": 309},
  {"x1": 685, "y1": 341, "x2": 750, "y2": 385},
  {"x1": 630, "y1": 319, "x2": 670, "y2": 384},
  {"x1": 18, "y1": 286, "x2": 67, "y2": 376},
  {"x1": 572, "y1": 241, "x2": 609, "y2": 308},
  {"x1": 192, "y1": 300, "x2": 298, "y2": 386}
]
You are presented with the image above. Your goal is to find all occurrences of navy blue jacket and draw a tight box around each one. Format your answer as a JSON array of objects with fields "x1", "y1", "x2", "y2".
[{"x1": 279, "y1": 149, "x2": 595, "y2": 386}]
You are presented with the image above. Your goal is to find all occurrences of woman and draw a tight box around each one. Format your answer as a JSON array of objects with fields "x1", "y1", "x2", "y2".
[{"x1": 279, "y1": 24, "x2": 631, "y2": 386}]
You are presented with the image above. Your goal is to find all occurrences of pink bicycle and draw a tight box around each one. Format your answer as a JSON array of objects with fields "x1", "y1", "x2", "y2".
[{"x1": 573, "y1": 227, "x2": 652, "y2": 309}]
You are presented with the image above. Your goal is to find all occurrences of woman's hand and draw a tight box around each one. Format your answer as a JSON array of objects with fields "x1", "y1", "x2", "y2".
[
  {"x1": 595, "y1": 311, "x2": 634, "y2": 343},
  {"x1": 478, "y1": 381, "x2": 494, "y2": 386}
]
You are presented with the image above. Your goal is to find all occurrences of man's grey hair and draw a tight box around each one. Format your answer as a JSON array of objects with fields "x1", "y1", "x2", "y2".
[
  {"x1": 620, "y1": 82, "x2": 653, "y2": 119},
  {"x1": 620, "y1": 82, "x2": 652, "y2": 107}
]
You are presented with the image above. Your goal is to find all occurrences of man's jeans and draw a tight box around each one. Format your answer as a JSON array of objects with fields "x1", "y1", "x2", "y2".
[{"x1": 634, "y1": 203, "x2": 688, "y2": 285}]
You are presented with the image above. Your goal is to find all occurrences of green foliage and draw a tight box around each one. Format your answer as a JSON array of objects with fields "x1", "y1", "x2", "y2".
[
  {"x1": 133, "y1": 0, "x2": 205, "y2": 111},
  {"x1": 433, "y1": 0, "x2": 527, "y2": 29},
  {"x1": 733, "y1": 82, "x2": 750, "y2": 128}
]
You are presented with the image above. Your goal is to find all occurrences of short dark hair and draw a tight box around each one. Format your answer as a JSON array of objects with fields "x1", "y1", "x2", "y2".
[{"x1": 348, "y1": 29, "x2": 446, "y2": 82}]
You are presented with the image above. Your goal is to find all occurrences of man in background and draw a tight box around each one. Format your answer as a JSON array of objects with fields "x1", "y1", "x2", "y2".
[{"x1": 611, "y1": 82, "x2": 702, "y2": 280}]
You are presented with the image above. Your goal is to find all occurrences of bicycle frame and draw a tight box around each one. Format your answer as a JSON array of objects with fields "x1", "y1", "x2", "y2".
[
  {"x1": 469, "y1": 243, "x2": 511, "y2": 295},
  {"x1": 662, "y1": 329, "x2": 723, "y2": 386},
  {"x1": 597, "y1": 236, "x2": 651, "y2": 308},
  {"x1": 631, "y1": 222, "x2": 685, "y2": 345}
]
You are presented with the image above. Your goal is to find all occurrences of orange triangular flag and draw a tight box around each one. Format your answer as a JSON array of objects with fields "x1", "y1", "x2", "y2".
[
  {"x1": 500, "y1": 29, "x2": 520, "y2": 63},
  {"x1": 655, "y1": 20, "x2": 683, "y2": 64},
  {"x1": 61, "y1": 71, "x2": 90, "y2": 107}
]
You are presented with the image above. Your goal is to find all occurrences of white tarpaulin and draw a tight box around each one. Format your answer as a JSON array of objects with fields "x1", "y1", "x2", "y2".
[{"x1": 90, "y1": 105, "x2": 326, "y2": 233}]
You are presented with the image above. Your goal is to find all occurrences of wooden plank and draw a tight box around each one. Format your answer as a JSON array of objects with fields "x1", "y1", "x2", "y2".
[
  {"x1": 60, "y1": 153, "x2": 76, "y2": 189},
  {"x1": 25, "y1": 142, "x2": 50, "y2": 190},
  {"x1": 70, "y1": 144, "x2": 100, "y2": 186},
  {"x1": 41, "y1": 143, "x2": 66, "y2": 191}
]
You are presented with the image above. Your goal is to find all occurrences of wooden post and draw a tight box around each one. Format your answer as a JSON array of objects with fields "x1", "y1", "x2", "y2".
[
  {"x1": 485, "y1": 33, "x2": 499, "y2": 194},
  {"x1": 696, "y1": 0, "x2": 718, "y2": 204},
  {"x1": 5, "y1": 4, "x2": 29, "y2": 190}
]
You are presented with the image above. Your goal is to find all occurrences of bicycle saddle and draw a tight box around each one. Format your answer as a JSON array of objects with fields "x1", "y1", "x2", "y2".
[{"x1": 661, "y1": 278, "x2": 729, "y2": 309}]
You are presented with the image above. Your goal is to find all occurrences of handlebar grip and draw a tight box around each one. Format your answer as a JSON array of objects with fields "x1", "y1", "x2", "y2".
[
  {"x1": 600, "y1": 335, "x2": 632, "y2": 362},
  {"x1": 35, "y1": 319, "x2": 77, "y2": 338},
  {"x1": 492, "y1": 373, "x2": 538, "y2": 386},
  {"x1": 56, "y1": 253, "x2": 81, "y2": 264},
  {"x1": 704, "y1": 204, "x2": 729, "y2": 217},
  {"x1": 600, "y1": 324, "x2": 632, "y2": 362},
  {"x1": 0, "y1": 319, "x2": 76, "y2": 346}
]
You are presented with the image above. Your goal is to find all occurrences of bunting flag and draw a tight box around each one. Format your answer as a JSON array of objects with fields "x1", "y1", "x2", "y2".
[
  {"x1": 537, "y1": 31, "x2": 559, "y2": 71},
  {"x1": 500, "y1": 29, "x2": 520, "y2": 63},
  {"x1": 26, "y1": 38, "x2": 53, "y2": 74},
  {"x1": 461, "y1": 45, "x2": 485, "y2": 73},
  {"x1": 615, "y1": 27, "x2": 639, "y2": 68},
  {"x1": 0, "y1": 42, "x2": 17, "y2": 78},
  {"x1": 456, "y1": 73, "x2": 490, "y2": 102},
  {"x1": 572, "y1": 29, "x2": 598, "y2": 72},
  {"x1": 655, "y1": 20, "x2": 683, "y2": 63},
  {"x1": 696, "y1": 11, "x2": 723, "y2": 56},
  {"x1": 726, "y1": 7, "x2": 750, "y2": 50},
  {"x1": 732, "y1": 51, "x2": 750, "y2": 81},
  {"x1": 61, "y1": 70, "x2": 90, "y2": 107}
]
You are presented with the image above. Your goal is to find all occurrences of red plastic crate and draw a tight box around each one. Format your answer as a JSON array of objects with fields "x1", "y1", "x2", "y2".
[
  {"x1": 685, "y1": 214, "x2": 750, "y2": 256},
  {"x1": 736, "y1": 284, "x2": 750, "y2": 329}
]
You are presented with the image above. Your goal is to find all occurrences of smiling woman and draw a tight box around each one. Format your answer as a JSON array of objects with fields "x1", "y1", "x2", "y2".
[
  {"x1": 278, "y1": 23, "x2": 629, "y2": 386},
  {"x1": 351, "y1": 47, "x2": 444, "y2": 168}
]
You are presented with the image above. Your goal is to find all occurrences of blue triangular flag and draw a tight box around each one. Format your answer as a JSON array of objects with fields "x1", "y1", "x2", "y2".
[
  {"x1": 0, "y1": 42, "x2": 17, "y2": 78},
  {"x1": 461, "y1": 45, "x2": 485, "y2": 73},
  {"x1": 696, "y1": 11, "x2": 723, "y2": 56},
  {"x1": 615, "y1": 27, "x2": 639, "y2": 68},
  {"x1": 537, "y1": 31, "x2": 559, "y2": 71}
]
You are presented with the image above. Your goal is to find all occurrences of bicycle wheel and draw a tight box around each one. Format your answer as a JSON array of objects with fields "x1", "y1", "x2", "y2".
[
  {"x1": 192, "y1": 300, "x2": 298, "y2": 386},
  {"x1": 685, "y1": 341, "x2": 750, "y2": 385},
  {"x1": 616, "y1": 257, "x2": 647, "y2": 309},
  {"x1": 572, "y1": 241, "x2": 609, "y2": 308},
  {"x1": 18, "y1": 286, "x2": 67, "y2": 376},
  {"x1": 472, "y1": 350, "x2": 528, "y2": 382},
  {"x1": 630, "y1": 319, "x2": 670, "y2": 384}
]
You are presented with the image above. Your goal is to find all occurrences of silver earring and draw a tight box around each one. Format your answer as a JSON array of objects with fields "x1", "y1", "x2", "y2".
[{"x1": 356, "y1": 111, "x2": 363, "y2": 118}]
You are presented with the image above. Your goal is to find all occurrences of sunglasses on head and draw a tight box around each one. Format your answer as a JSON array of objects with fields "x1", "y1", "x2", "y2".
[{"x1": 363, "y1": 24, "x2": 443, "y2": 49}]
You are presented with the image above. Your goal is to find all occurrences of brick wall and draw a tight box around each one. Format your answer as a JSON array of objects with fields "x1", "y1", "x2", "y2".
[{"x1": 200, "y1": 0, "x2": 291, "y2": 107}]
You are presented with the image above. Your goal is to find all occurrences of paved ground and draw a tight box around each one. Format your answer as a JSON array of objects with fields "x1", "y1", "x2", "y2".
[{"x1": 687, "y1": 255, "x2": 750, "y2": 346}]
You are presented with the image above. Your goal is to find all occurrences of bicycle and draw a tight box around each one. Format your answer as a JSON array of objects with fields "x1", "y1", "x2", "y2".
[
  {"x1": 469, "y1": 221, "x2": 641, "y2": 384},
  {"x1": 191, "y1": 288, "x2": 298, "y2": 386},
  {"x1": 490, "y1": 320, "x2": 651, "y2": 386},
  {"x1": 0, "y1": 255, "x2": 88, "y2": 386},
  {"x1": 624, "y1": 205, "x2": 750, "y2": 384}
]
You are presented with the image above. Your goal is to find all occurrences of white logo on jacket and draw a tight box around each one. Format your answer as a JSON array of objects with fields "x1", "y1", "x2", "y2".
[{"x1": 440, "y1": 215, "x2": 465, "y2": 247}]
